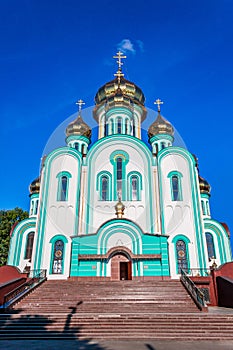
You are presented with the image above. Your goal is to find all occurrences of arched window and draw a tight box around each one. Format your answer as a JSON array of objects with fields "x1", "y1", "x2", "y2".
[
  {"x1": 104, "y1": 120, "x2": 108, "y2": 136},
  {"x1": 34, "y1": 199, "x2": 39, "y2": 215},
  {"x1": 176, "y1": 240, "x2": 188, "y2": 273},
  {"x1": 109, "y1": 119, "x2": 113, "y2": 135},
  {"x1": 25, "y1": 232, "x2": 34, "y2": 260},
  {"x1": 60, "y1": 176, "x2": 68, "y2": 201},
  {"x1": 131, "y1": 176, "x2": 138, "y2": 200},
  {"x1": 74, "y1": 143, "x2": 79, "y2": 151},
  {"x1": 52, "y1": 240, "x2": 64, "y2": 274},
  {"x1": 110, "y1": 150, "x2": 129, "y2": 200},
  {"x1": 201, "y1": 200, "x2": 206, "y2": 215},
  {"x1": 101, "y1": 176, "x2": 108, "y2": 201},
  {"x1": 132, "y1": 122, "x2": 136, "y2": 137},
  {"x1": 161, "y1": 142, "x2": 166, "y2": 149},
  {"x1": 205, "y1": 233, "x2": 216, "y2": 260},
  {"x1": 117, "y1": 118, "x2": 122, "y2": 134},
  {"x1": 57, "y1": 172, "x2": 72, "y2": 201},
  {"x1": 206, "y1": 202, "x2": 210, "y2": 216},
  {"x1": 97, "y1": 171, "x2": 112, "y2": 201},
  {"x1": 167, "y1": 171, "x2": 183, "y2": 202},
  {"x1": 172, "y1": 176, "x2": 179, "y2": 201},
  {"x1": 30, "y1": 201, "x2": 34, "y2": 216},
  {"x1": 125, "y1": 119, "x2": 130, "y2": 135},
  {"x1": 116, "y1": 157, "x2": 123, "y2": 197}
]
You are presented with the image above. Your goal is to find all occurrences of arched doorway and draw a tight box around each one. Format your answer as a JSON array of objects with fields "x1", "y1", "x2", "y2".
[
  {"x1": 107, "y1": 247, "x2": 132, "y2": 281},
  {"x1": 111, "y1": 253, "x2": 132, "y2": 280}
]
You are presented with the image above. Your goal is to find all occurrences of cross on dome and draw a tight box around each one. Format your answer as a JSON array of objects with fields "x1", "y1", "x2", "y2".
[
  {"x1": 113, "y1": 51, "x2": 127, "y2": 70},
  {"x1": 76, "y1": 99, "x2": 85, "y2": 112},
  {"x1": 113, "y1": 51, "x2": 127, "y2": 84},
  {"x1": 154, "y1": 98, "x2": 164, "y2": 112}
]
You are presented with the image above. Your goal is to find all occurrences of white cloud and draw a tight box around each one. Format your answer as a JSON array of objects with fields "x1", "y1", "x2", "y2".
[{"x1": 117, "y1": 39, "x2": 136, "y2": 54}]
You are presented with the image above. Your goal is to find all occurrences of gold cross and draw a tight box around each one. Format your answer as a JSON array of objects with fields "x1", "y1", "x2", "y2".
[
  {"x1": 76, "y1": 99, "x2": 85, "y2": 112},
  {"x1": 114, "y1": 69, "x2": 125, "y2": 83},
  {"x1": 113, "y1": 51, "x2": 127, "y2": 70},
  {"x1": 154, "y1": 98, "x2": 164, "y2": 112}
]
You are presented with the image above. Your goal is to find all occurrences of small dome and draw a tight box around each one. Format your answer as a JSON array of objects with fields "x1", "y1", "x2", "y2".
[
  {"x1": 66, "y1": 114, "x2": 91, "y2": 138},
  {"x1": 148, "y1": 112, "x2": 174, "y2": 138},
  {"x1": 199, "y1": 175, "x2": 211, "y2": 195},
  {"x1": 29, "y1": 176, "x2": 40, "y2": 195},
  {"x1": 115, "y1": 198, "x2": 125, "y2": 219}
]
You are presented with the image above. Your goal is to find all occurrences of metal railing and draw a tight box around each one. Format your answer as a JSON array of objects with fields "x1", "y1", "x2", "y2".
[
  {"x1": 1, "y1": 269, "x2": 47, "y2": 309},
  {"x1": 180, "y1": 269, "x2": 207, "y2": 310}
]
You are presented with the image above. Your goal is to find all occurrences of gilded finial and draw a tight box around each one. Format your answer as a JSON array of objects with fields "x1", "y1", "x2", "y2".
[
  {"x1": 113, "y1": 51, "x2": 126, "y2": 84},
  {"x1": 115, "y1": 192, "x2": 125, "y2": 219},
  {"x1": 154, "y1": 98, "x2": 164, "y2": 113},
  {"x1": 76, "y1": 99, "x2": 85, "y2": 113}
]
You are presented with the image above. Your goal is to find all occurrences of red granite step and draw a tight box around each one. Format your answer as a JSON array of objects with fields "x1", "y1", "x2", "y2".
[{"x1": 2, "y1": 280, "x2": 232, "y2": 340}]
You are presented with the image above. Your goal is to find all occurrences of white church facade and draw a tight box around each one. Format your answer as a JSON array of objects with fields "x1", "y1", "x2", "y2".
[{"x1": 8, "y1": 53, "x2": 232, "y2": 280}]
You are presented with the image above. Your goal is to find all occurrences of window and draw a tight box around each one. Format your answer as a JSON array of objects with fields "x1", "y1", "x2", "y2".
[
  {"x1": 131, "y1": 176, "x2": 138, "y2": 200},
  {"x1": 176, "y1": 240, "x2": 188, "y2": 273},
  {"x1": 109, "y1": 119, "x2": 113, "y2": 135},
  {"x1": 161, "y1": 142, "x2": 166, "y2": 149},
  {"x1": 172, "y1": 176, "x2": 180, "y2": 201},
  {"x1": 116, "y1": 157, "x2": 123, "y2": 197},
  {"x1": 25, "y1": 232, "x2": 34, "y2": 260},
  {"x1": 60, "y1": 176, "x2": 68, "y2": 201},
  {"x1": 74, "y1": 143, "x2": 79, "y2": 151},
  {"x1": 104, "y1": 120, "x2": 108, "y2": 136},
  {"x1": 206, "y1": 202, "x2": 210, "y2": 216},
  {"x1": 168, "y1": 172, "x2": 183, "y2": 201},
  {"x1": 34, "y1": 200, "x2": 39, "y2": 215},
  {"x1": 110, "y1": 150, "x2": 129, "y2": 200},
  {"x1": 52, "y1": 240, "x2": 64, "y2": 274},
  {"x1": 132, "y1": 122, "x2": 136, "y2": 137},
  {"x1": 205, "y1": 233, "x2": 215, "y2": 260},
  {"x1": 128, "y1": 172, "x2": 142, "y2": 201},
  {"x1": 201, "y1": 200, "x2": 206, "y2": 215},
  {"x1": 117, "y1": 118, "x2": 122, "y2": 134},
  {"x1": 57, "y1": 172, "x2": 72, "y2": 201},
  {"x1": 125, "y1": 119, "x2": 130, "y2": 134},
  {"x1": 30, "y1": 201, "x2": 34, "y2": 216},
  {"x1": 101, "y1": 176, "x2": 108, "y2": 201}
]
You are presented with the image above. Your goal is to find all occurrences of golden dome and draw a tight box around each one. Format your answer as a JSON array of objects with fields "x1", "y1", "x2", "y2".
[
  {"x1": 148, "y1": 112, "x2": 174, "y2": 138},
  {"x1": 29, "y1": 176, "x2": 40, "y2": 195},
  {"x1": 93, "y1": 76, "x2": 147, "y2": 121},
  {"x1": 66, "y1": 114, "x2": 91, "y2": 138},
  {"x1": 199, "y1": 175, "x2": 211, "y2": 195}
]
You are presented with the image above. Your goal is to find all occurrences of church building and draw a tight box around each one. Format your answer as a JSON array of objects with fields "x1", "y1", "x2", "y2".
[{"x1": 8, "y1": 52, "x2": 232, "y2": 280}]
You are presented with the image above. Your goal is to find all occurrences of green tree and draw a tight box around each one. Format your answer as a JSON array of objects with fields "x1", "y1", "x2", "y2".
[{"x1": 0, "y1": 207, "x2": 28, "y2": 266}]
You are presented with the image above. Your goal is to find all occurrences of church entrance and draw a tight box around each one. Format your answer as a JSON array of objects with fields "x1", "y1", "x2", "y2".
[{"x1": 110, "y1": 253, "x2": 132, "y2": 281}]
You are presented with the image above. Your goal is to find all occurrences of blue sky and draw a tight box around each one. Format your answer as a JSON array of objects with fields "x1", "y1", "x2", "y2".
[{"x1": 1, "y1": 1, "x2": 233, "y2": 248}]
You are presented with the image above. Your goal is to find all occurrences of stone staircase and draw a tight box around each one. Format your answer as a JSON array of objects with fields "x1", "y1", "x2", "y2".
[{"x1": 1, "y1": 280, "x2": 233, "y2": 340}]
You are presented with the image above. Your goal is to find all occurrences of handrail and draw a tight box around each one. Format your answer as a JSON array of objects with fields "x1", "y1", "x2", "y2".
[
  {"x1": 1, "y1": 269, "x2": 47, "y2": 309},
  {"x1": 180, "y1": 269, "x2": 207, "y2": 310}
]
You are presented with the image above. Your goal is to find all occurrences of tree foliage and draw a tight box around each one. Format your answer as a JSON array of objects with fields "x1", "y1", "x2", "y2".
[{"x1": 0, "y1": 207, "x2": 28, "y2": 266}]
